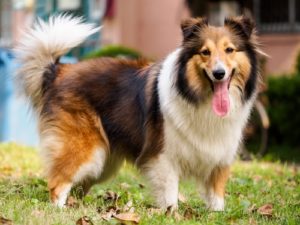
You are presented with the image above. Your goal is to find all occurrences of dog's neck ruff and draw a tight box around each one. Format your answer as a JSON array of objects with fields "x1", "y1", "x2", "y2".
[{"x1": 157, "y1": 48, "x2": 256, "y2": 170}]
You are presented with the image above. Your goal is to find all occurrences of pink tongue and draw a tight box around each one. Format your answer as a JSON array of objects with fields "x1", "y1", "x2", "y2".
[{"x1": 212, "y1": 80, "x2": 230, "y2": 117}]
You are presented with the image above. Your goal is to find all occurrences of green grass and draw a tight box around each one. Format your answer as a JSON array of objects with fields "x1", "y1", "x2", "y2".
[{"x1": 0, "y1": 143, "x2": 299, "y2": 225}]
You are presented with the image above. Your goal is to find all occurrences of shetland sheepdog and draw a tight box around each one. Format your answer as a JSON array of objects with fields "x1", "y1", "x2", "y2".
[{"x1": 15, "y1": 15, "x2": 262, "y2": 210}]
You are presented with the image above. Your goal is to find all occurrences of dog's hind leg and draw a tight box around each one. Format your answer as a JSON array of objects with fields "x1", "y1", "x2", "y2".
[
  {"x1": 45, "y1": 142, "x2": 107, "y2": 207},
  {"x1": 40, "y1": 110, "x2": 109, "y2": 207}
]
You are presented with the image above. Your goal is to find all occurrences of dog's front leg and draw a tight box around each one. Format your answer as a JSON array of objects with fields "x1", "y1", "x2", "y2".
[
  {"x1": 141, "y1": 155, "x2": 179, "y2": 210},
  {"x1": 202, "y1": 166, "x2": 230, "y2": 211}
]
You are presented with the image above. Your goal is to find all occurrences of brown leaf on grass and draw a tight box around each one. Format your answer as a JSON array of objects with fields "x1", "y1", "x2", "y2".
[
  {"x1": 100, "y1": 211, "x2": 115, "y2": 221},
  {"x1": 138, "y1": 183, "x2": 145, "y2": 189},
  {"x1": 76, "y1": 216, "x2": 93, "y2": 225},
  {"x1": 0, "y1": 217, "x2": 13, "y2": 225},
  {"x1": 257, "y1": 204, "x2": 273, "y2": 217},
  {"x1": 113, "y1": 213, "x2": 140, "y2": 224},
  {"x1": 66, "y1": 196, "x2": 79, "y2": 208},
  {"x1": 99, "y1": 206, "x2": 120, "y2": 221}
]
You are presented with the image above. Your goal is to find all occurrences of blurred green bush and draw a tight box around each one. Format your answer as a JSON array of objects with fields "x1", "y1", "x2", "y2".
[
  {"x1": 296, "y1": 51, "x2": 300, "y2": 74},
  {"x1": 82, "y1": 45, "x2": 142, "y2": 60},
  {"x1": 266, "y1": 53, "x2": 300, "y2": 146}
]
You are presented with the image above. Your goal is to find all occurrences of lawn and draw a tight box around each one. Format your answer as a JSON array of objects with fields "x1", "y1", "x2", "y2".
[{"x1": 0, "y1": 143, "x2": 299, "y2": 225}]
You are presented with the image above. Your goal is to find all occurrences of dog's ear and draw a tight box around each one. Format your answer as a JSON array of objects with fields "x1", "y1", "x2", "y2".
[
  {"x1": 224, "y1": 16, "x2": 255, "y2": 40},
  {"x1": 181, "y1": 17, "x2": 208, "y2": 41}
]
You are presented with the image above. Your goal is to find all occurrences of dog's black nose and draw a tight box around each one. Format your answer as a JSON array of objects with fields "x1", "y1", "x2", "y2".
[{"x1": 212, "y1": 69, "x2": 225, "y2": 80}]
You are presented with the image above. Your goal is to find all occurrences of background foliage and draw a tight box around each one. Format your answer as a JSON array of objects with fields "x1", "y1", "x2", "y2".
[{"x1": 266, "y1": 53, "x2": 300, "y2": 147}]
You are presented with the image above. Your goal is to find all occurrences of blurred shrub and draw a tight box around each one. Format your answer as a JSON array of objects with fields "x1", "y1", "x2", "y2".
[
  {"x1": 296, "y1": 51, "x2": 300, "y2": 74},
  {"x1": 82, "y1": 45, "x2": 142, "y2": 60},
  {"x1": 266, "y1": 74, "x2": 300, "y2": 146}
]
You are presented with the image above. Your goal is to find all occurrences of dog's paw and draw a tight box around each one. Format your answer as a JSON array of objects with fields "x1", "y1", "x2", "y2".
[{"x1": 207, "y1": 196, "x2": 224, "y2": 211}]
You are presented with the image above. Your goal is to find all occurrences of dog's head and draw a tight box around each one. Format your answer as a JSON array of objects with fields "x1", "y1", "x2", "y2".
[{"x1": 177, "y1": 16, "x2": 260, "y2": 117}]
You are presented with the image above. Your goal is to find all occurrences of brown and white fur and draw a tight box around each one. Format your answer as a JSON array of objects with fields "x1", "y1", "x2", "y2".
[{"x1": 15, "y1": 15, "x2": 262, "y2": 210}]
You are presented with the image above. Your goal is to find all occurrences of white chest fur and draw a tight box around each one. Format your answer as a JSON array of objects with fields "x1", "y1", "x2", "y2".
[{"x1": 158, "y1": 49, "x2": 254, "y2": 180}]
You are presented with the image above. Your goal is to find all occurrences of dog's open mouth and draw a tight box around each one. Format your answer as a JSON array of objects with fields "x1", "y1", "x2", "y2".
[
  {"x1": 212, "y1": 79, "x2": 230, "y2": 117},
  {"x1": 204, "y1": 69, "x2": 235, "y2": 117}
]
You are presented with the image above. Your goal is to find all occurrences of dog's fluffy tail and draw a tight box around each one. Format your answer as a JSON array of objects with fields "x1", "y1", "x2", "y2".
[{"x1": 14, "y1": 15, "x2": 100, "y2": 109}]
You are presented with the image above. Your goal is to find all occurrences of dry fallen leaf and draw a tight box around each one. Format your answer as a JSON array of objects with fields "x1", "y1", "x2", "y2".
[
  {"x1": 99, "y1": 205, "x2": 120, "y2": 221},
  {"x1": 66, "y1": 196, "x2": 79, "y2": 208},
  {"x1": 76, "y1": 216, "x2": 93, "y2": 225},
  {"x1": 100, "y1": 211, "x2": 115, "y2": 221},
  {"x1": 113, "y1": 213, "x2": 140, "y2": 224},
  {"x1": 257, "y1": 204, "x2": 273, "y2": 217},
  {"x1": 0, "y1": 217, "x2": 13, "y2": 225}
]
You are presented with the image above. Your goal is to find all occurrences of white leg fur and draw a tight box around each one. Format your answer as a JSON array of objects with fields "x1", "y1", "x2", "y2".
[
  {"x1": 199, "y1": 183, "x2": 224, "y2": 211},
  {"x1": 209, "y1": 195, "x2": 224, "y2": 211},
  {"x1": 50, "y1": 148, "x2": 107, "y2": 207},
  {"x1": 204, "y1": 189, "x2": 225, "y2": 211},
  {"x1": 72, "y1": 149, "x2": 107, "y2": 184},
  {"x1": 143, "y1": 156, "x2": 179, "y2": 209},
  {"x1": 53, "y1": 183, "x2": 72, "y2": 208}
]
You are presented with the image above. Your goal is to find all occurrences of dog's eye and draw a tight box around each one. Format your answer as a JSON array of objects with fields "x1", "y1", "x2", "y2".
[
  {"x1": 201, "y1": 49, "x2": 210, "y2": 56},
  {"x1": 225, "y1": 47, "x2": 234, "y2": 54}
]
